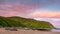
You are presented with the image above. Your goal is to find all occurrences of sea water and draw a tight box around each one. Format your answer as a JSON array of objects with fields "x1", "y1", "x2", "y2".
[{"x1": 51, "y1": 29, "x2": 60, "y2": 32}]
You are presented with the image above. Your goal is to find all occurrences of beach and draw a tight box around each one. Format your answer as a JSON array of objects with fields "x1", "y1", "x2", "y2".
[{"x1": 0, "y1": 28, "x2": 60, "y2": 34}]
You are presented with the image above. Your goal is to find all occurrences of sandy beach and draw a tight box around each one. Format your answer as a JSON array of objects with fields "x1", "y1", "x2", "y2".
[{"x1": 0, "y1": 28, "x2": 60, "y2": 34}]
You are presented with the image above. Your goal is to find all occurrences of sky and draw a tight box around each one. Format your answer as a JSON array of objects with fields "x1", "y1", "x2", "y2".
[
  {"x1": 0, "y1": 0, "x2": 60, "y2": 28},
  {"x1": 0, "y1": 0, "x2": 60, "y2": 18}
]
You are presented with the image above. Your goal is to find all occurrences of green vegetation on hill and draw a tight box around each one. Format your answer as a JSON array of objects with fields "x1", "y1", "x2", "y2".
[
  {"x1": 0, "y1": 16, "x2": 23, "y2": 27},
  {"x1": 8, "y1": 16, "x2": 54, "y2": 29},
  {"x1": 0, "y1": 16, "x2": 54, "y2": 29}
]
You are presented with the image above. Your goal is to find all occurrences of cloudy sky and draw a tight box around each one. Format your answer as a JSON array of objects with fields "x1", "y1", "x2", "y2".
[
  {"x1": 0, "y1": 0, "x2": 60, "y2": 18},
  {"x1": 0, "y1": 0, "x2": 60, "y2": 28}
]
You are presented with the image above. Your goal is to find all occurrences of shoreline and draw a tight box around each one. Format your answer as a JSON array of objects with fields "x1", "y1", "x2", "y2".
[{"x1": 0, "y1": 28, "x2": 60, "y2": 34}]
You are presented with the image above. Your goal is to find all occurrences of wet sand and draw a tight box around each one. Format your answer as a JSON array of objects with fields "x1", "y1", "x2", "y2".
[{"x1": 0, "y1": 28, "x2": 60, "y2": 34}]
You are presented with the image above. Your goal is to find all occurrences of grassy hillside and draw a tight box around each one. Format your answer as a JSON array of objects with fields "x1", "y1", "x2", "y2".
[
  {"x1": 7, "y1": 16, "x2": 54, "y2": 29},
  {"x1": 0, "y1": 16, "x2": 24, "y2": 27}
]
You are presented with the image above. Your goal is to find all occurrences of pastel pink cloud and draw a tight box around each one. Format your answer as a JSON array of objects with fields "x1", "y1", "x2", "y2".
[
  {"x1": 28, "y1": 10, "x2": 60, "y2": 18},
  {"x1": 0, "y1": 3, "x2": 38, "y2": 17},
  {"x1": 3, "y1": 11, "x2": 21, "y2": 17}
]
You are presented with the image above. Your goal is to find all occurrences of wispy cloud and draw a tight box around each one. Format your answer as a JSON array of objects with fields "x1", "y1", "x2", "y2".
[
  {"x1": 0, "y1": 3, "x2": 37, "y2": 17},
  {"x1": 28, "y1": 10, "x2": 60, "y2": 18},
  {"x1": 0, "y1": 0, "x2": 60, "y2": 18}
]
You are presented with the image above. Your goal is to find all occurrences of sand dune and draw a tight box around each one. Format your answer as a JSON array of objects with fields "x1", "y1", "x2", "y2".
[{"x1": 0, "y1": 28, "x2": 60, "y2": 34}]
